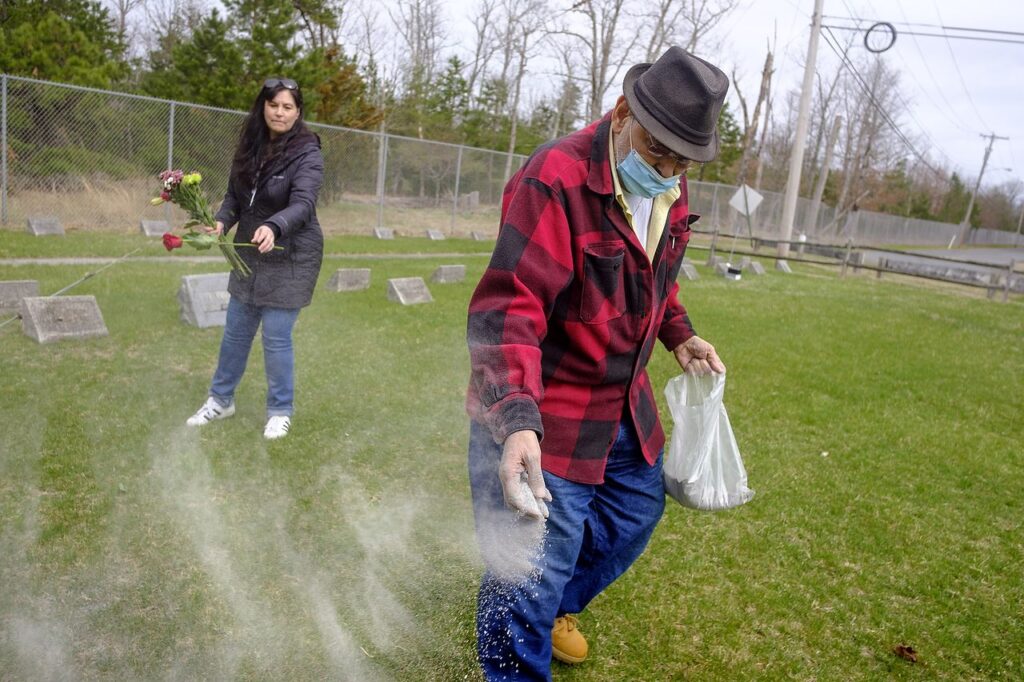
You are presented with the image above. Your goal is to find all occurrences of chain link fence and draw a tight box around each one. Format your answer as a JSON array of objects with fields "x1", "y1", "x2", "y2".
[
  {"x1": 0, "y1": 74, "x2": 520, "y2": 237},
  {"x1": 2, "y1": 74, "x2": 1021, "y2": 247}
]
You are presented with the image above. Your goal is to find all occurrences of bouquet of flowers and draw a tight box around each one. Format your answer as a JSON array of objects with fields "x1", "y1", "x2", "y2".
[{"x1": 152, "y1": 170, "x2": 256, "y2": 277}]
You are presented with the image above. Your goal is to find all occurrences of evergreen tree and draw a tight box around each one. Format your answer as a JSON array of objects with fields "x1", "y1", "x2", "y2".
[{"x1": 0, "y1": 1, "x2": 127, "y2": 86}]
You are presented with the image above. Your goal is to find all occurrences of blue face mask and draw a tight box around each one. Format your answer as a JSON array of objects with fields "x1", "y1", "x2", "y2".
[{"x1": 616, "y1": 120, "x2": 681, "y2": 198}]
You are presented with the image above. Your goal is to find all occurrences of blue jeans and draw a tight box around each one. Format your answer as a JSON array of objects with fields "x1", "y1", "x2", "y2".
[
  {"x1": 209, "y1": 296, "x2": 300, "y2": 417},
  {"x1": 468, "y1": 420, "x2": 665, "y2": 681}
]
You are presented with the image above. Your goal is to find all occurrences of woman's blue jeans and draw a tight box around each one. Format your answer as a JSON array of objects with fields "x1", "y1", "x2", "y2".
[
  {"x1": 468, "y1": 419, "x2": 666, "y2": 681},
  {"x1": 208, "y1": 296, "x2": 300, "y2": 417}
]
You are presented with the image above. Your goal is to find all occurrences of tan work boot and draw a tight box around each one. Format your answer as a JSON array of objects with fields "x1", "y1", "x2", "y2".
[{"x1": 552, "y1": 615, "x2": 588, "y2": 664}]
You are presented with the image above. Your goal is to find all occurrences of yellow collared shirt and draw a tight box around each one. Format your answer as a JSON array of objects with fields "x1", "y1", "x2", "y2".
[{"x1": 609, "y1": 130, "x2": 680, "y2": 262}]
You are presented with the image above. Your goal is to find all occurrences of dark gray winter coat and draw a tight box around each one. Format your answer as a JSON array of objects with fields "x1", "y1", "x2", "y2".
[{"x1": 215, "y1": 129, "x2": 324, "y2": 308}]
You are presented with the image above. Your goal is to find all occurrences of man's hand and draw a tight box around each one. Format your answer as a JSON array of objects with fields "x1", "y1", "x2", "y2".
[
  {"x1": 252, "y1": 225, "x2": 275, "y2": 253},
  {"x1": 673, "y1": 335, "x2": 726, "y2": 374},
  {"x1": 499, "y1": 430, "x2": 551, "y2": 519}
]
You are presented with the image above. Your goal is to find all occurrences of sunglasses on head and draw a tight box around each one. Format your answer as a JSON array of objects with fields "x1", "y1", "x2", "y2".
[{"x1": 263, "y1": 77, "x2": 298, "y2": 91}]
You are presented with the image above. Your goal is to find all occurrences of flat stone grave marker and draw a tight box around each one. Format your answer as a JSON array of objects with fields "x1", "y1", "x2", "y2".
[
  {"x1": 387, "y1": 277, "x2": 433, "y2": 305},
  {"x1": 775, "y1": 260, "x2": 793, "y2": 274},
  {"x1": 327, "y1": 268, "x2": 371, "y2": 292},
  {"x1": 679, "y1": 264, "x2": 699, "y2": 281},
  {"x1": 20, "y1": 296, "x2": 108, "y2": 344},
  {"x1": 707, "y1": 254, "x2": 724, "y2": 268},
  {"x1": 27, "y1": 216, "x2": 64, "y2": 236},
  {"x1": 374, "y1": 228, "x2": 395, "y2": 240},
  {"x1": 426, "y1": 229, "x2": 446, "y2": 240},
  {"x1": 140, "y1": 219, "x2": 170, "y2": 237},
  {"x1": 470, "y1": 231, "x2": 490, "y2": 241},
  {"x1": 739, "y1": 256, "x2": 752, "y2": 269},
  {"x1": 178, "y1": 273, "x2": 230, "y2": 328},
  {"x1": 431, "y1": 264, "x2": 466, "y2": 284},
  {"x1": 748, "y1": 262, "x2": 766, "y2": 275},
  {"x1": 0, "y1": 280, "x2": 40, "y2": 314}
]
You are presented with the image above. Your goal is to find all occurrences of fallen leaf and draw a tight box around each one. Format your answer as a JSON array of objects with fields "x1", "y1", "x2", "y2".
[{"x1": 893, "y1": 644, "x2": 918, "y2": 663}]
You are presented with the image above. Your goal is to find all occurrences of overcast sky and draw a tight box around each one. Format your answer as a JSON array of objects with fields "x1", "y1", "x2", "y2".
[
  {"x1": 717, "y1": 0, "x2": 1023, "y2": 188},
  {"x1": 442, "y1": 0, "x2": 1022, "y2": 189}
]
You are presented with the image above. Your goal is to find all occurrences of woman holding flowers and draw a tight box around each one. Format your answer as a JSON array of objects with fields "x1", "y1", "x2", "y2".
[{"x1": 186, "y1": 77, "x2": 324, "y2": 440}]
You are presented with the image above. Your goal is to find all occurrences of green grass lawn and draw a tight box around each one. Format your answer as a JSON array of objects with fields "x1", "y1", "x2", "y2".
[{"x1": 1, "y1": 236, "x2": 1022, "y2": 680}]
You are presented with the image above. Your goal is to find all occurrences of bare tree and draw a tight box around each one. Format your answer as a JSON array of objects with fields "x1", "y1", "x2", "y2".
[
  {"x1": 556, "y1": 0, "x2": 640, "y2": 122},
  {"x1": 140, "y1": 0, "x2": 208, "y2": 65},
  {"x1": 733, "y1": 48, "x2": 773, "y2": 185},
  {"x1": 643, "y1": 0, "x2": 739, "y2": 62},
  {"x1": 389, "y1": 0, "x2": 447, "y2": 87},
  {"x1": 496, "y1": 0, "x2": 549, "y2": 178},
  {"x1": 465, "y1": 0, "x2": 501, "y2": 98}
]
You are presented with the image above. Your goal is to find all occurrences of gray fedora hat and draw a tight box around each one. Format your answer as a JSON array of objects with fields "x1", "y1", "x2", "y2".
[{"x1": 623, "y1": 46, "x2": 730, "y2": 163}]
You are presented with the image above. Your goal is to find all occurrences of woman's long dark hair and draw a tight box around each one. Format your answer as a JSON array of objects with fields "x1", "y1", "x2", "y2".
[{"x1": 230, "y1": 81, "x2": 307, "y2": 188}]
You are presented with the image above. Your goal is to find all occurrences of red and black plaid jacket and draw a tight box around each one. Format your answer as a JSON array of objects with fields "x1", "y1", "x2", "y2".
[{"x1": 466, "y1": 114, "x2": 698, "y2": 484}]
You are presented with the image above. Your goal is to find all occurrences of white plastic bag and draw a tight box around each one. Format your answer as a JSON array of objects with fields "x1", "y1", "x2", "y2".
[{"x1": 663, "y1": 372, "x2": 754, "y2": 510}]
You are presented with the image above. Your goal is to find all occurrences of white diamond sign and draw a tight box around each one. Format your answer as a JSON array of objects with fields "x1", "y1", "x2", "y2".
[{"x1": 728, "y1": 184, "x2": 763, "y2": 216}]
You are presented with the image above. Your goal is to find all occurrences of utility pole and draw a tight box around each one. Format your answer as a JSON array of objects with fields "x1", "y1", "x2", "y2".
[
  {"x1": 955, "y1": 132, "x2": 1009, "y2": 247},
  {"x1": 1016, "y1": 198, "x2": 1024, "y2": 244},
  {"x1": 777, "y1": 0, "x2": 825, "y2": 263},
  {"x1": 806, "y1": 114, "x2": 842, "y2": 237}
]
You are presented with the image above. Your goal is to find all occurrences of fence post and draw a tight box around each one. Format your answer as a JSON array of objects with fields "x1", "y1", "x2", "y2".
[
  {"x1": 1005, "y1": 260, "x2": 1015, "y2": 303},
  {"x1": 1, "y1": 74, "x2": 7, "y2": 224},
  {"x1": 376, "y1": 130, "x2": 388, "y2": 230},
  {"x1": 165, "y1": 102, "x2": 175, "y2": 222},
  {"x1": 451, "y1": 145, "x2": 463, "y2": 235},
  {"x1": 840, "y1": 240, "x2": 852, "y2": 277}
]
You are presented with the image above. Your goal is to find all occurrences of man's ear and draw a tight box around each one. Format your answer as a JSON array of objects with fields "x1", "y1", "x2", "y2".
[{"x1": 610, "y1": 95, "x2": 630, "y2": 134}]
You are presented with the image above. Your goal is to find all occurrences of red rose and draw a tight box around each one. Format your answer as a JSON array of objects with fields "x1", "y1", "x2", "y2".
[
  {"x1": 160, "y1": 190, "x2": 171, "y2": 201},
  {"x1": 162, "y1": 233, "x2": 183, "y2": 251}
]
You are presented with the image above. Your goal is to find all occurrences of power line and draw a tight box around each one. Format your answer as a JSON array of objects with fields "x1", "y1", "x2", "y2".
[
  {"x1": 823, "y1": 24, "x2": 1024, "y2": 46},
  {"x1": 928, "y1": 0, "x2": 991, "y2": 132},
  {"x1": 819, "y1": 26, "x2": 948, "y2": 182},
  {"x1": 822, "y1": 16, "x2": 1024, "y2": 38}
]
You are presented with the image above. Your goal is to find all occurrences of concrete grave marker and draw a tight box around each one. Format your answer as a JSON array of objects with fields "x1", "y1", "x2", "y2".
[
  {"x1": 0, "y1": 280, "x2": 40, "y2": 314},
  {"x1": 707, "y1": 254, "x2": 724, "y2": 268},
  {"x1": 178, "y1": 272, "x2": 230, "y2": 328},
  {"x1": 20, "y1": 296, "x2": 108, "y2": 344},
  {"x1": 748, "y1": 261, "x2": 766, "y2": 275},
  {"x1": 26, "y1": 216, "x2": 64, "y2": 236},
  {"x1": 431, "y1": 264, "x2": 466, "y2": 284},
  {"x1": 374, "y1": 228, "x2": 395, "y2": 240},
  {"x1": 140, "y1": 219, "x2": 170, "y2": 237},
  {"x1": 327, "y1": 268, "x2": 371, "y2": 292},
  {"x1": 387, "y1": 277, "x2": 433, "y2": 305},
  {"x1": 470, "y1": 231, "x2": 490, "y2": 241},
  {"x1": 459, "y1": 191, "x2": 481, "y2": 211},
  {"x1": 775, "y1": 260, "x2": 793, "y2": 274},
  {"x1": 679, "y1": 264, "x2": 699, "y2": 280},
  {"x1": 426, "y1": 229, "x2": 446, "y2": 240},
  {"x1": 739, "y1": 256, "x2": 752, "y2": 269}
]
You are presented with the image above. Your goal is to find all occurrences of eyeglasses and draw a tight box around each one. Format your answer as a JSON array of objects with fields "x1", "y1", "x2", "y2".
[
  {"x1": 634, "y1": 119, "x2": 694, "y2": 170},
  {"x1": 263, "y1": 77, "x2": 298, "y2": 91}
]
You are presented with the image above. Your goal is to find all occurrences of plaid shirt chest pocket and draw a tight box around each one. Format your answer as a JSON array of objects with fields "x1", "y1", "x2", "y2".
[
  {"x1": 580, "y1": 240, "x2": 627, "y2": 324},
  {"x1": 663, "y1": 222, "x2": 692, "y2": 287}
]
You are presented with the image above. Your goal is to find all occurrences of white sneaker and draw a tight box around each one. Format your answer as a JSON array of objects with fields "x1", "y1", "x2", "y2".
[
  {"x1": 186, "y1": 397, "x2": 235, "y2": 426},
  {"x1": 264, "y1": 416, "x2": 291, "y2": 440}
]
